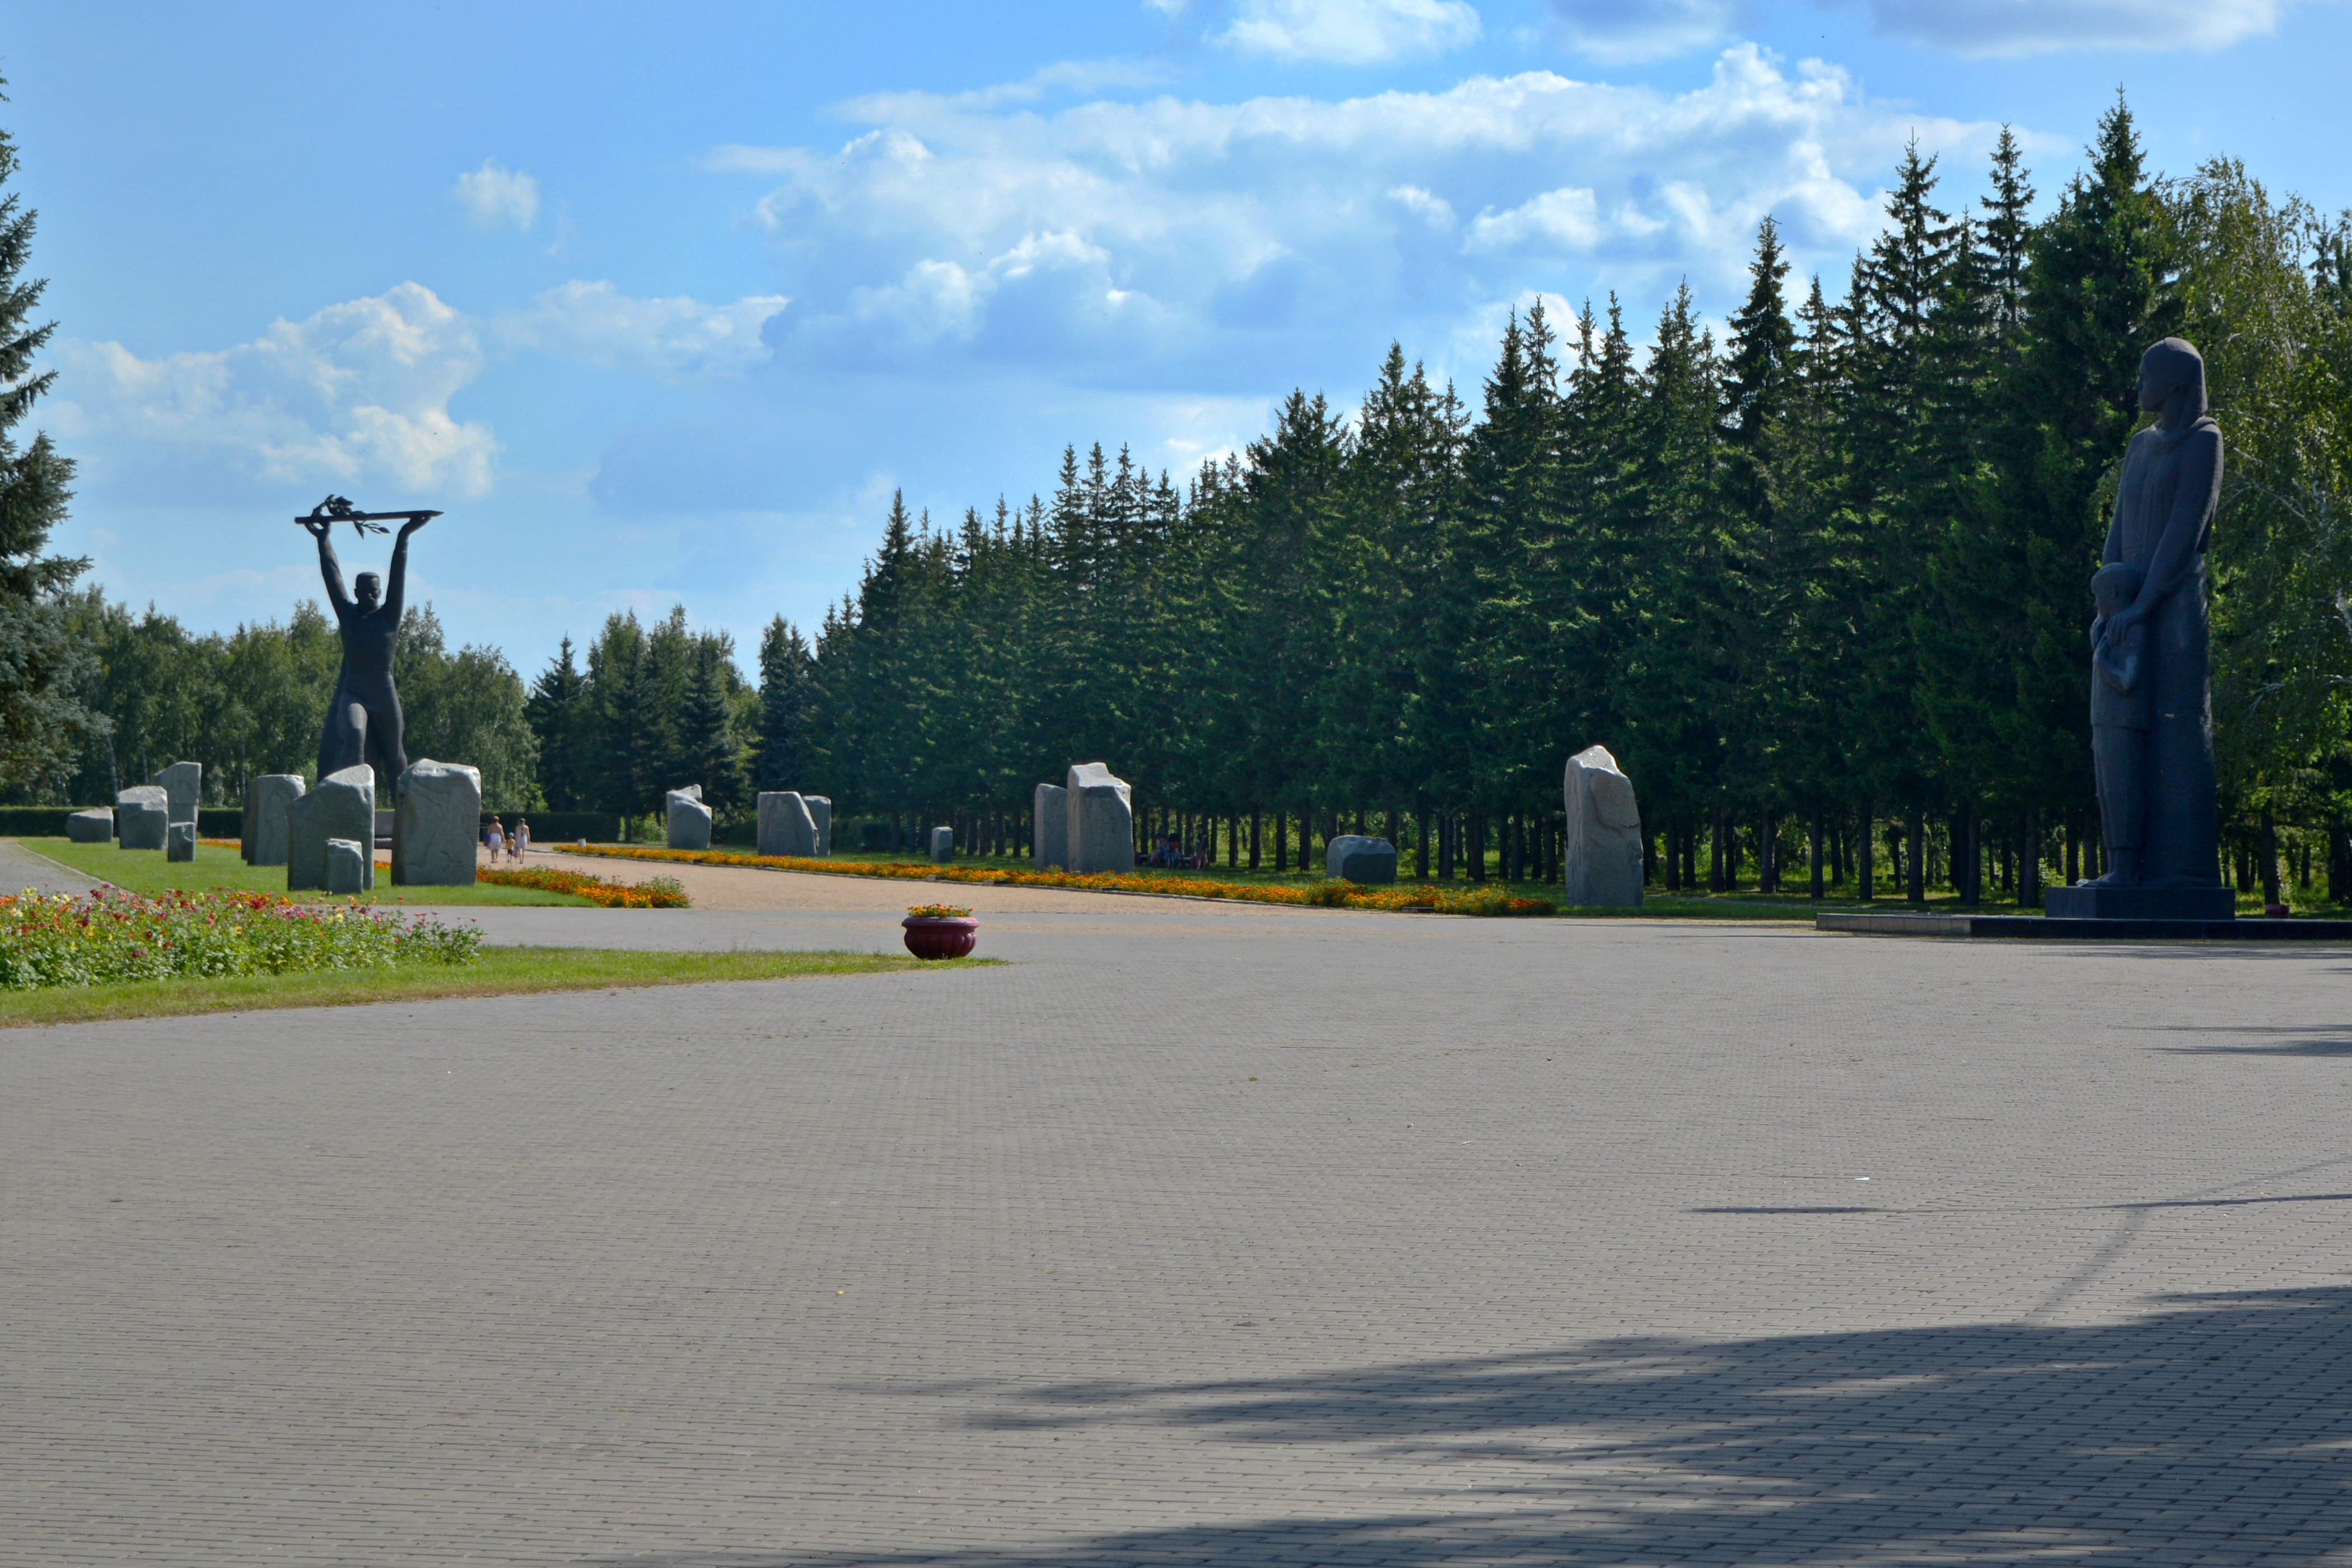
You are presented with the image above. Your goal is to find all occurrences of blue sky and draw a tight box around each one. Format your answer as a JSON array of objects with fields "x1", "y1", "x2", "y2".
[{"x1": 14, "y1": 0, "x2": 2349, "y2": 679}]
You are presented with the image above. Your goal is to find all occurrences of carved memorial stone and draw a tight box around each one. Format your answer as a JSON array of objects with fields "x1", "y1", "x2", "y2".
[
  {"x1": 152, "y1": 760, "x2": 201, "y2": 825},
  {"x1": 806, "y1": 795, "x2": 833, "y2": 857},
  {"x1": 67, "y1": 809, "x2": 113, "y2": 844},
  {"x1": 116, "y1": 787, "x2": 169, "y2": 850},
  {"x1": 287, "y1": 765, "x2": 375, "y2": 892},
  {"x1": 243, "y1": 774, "x2": 306, "y2": 867},
  {"x1": 392, "y1": 759, "x2": 482, "y2": 886},
  {"x1": 1033, "y1": 783, "x2": 1068, "y2": 871},
  {"x1": 931, "y1": 825, "x2": 955, "y2": 864},
  {"x1": 1562, "y1": 744, "x2": 1645, "y2": 908},
  {"x1": 167, "y1": 822, "x2": 197, "y2": 862},
  {"x1": 757, "y1": 791, "x2": 817, "y2": 857},
  {"x1": 1066, "y1": 763, "x2": 1133, "y2": 874},
  {"x1": 1324, "y1": 834, "x2": 1398, "y2": 884},
  {"x1": 666, "y1": 786, "x2": 712, "y2": 851},
  {"x1": 324, "y1": 838, "x2": 368, "y2": 896}
]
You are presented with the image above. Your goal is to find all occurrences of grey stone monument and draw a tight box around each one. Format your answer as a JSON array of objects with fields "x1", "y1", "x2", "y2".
[
  {"x1": 166, "y1": 822, "x2": 197, "y2": 862},
  {"x1": 1324, "y1": 834, "x2": 1398, "y2": 884},
  {"x1": 931, "y1": 825, "x2": 955, "y2": 864},
  {"x1": 116, "y1": 786, "x2": 169, "y2": 850},
  {"x1": 1066, "y1": 763, "x2": 1133, "y2": 874},
  {"x1": 1562, "y1": 744, "x2": 1645, "y2": 907},
  {"x1": 666, "y1": 786, "x2": 712, "y2": 851},
  {"x1": 324, "y1": 838, "x2": 368, "y2": 895},
  {"x1": 2048, "y1": 337, "x2": 2233, "y2": 922},
  {"x1": 1033, "y1": 783, "x2": 1068, "y2": 871},
  {"x1": 67, "y1": 809, "x2": 112, "y2": 844},
  {"x1": 242, "y1": 774, "x2": 306, "y2": 866},
  {"x1": 806, "y1": 795, "x2": 833, "y2": 857},
  {"x1": 152, "y1": 761, "x2": 201, "y2": 826},
  {"x1": 757, "y1": 791, "x2": 818, "y2": 857},
  {"x1": 392, "y1": 759, "x2": 482, "y2": 886},
  {"x1": 287, "y1": 765, "x2": 375, "y2": 892}
]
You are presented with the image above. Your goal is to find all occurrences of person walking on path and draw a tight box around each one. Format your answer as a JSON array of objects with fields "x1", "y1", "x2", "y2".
[
  {"x1": 511, "y1": 817, "x2": 530, "y2": 861},
  {"x1": 485, "y1": 818, "x2": 506, "y2": 863}
]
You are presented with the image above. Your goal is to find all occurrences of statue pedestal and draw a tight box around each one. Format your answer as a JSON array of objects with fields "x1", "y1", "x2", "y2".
[{"x1": 2045, "y1": 884, "x2": 2236, "y2": 921}]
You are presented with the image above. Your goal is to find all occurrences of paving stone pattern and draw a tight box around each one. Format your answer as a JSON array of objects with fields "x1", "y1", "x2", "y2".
[{"x1": 7, "y1": 910, "x2": 2352, "y2": 1566}]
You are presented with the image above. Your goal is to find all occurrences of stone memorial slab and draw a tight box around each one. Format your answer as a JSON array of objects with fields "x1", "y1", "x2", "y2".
[
  {"x1": 166, "y1": 822, "x2": 197, "y2": 862},
  {"x1": 67, "y1": 809, "x2": 113, "y2": 844},
  {"x1": 392, "y1": 759, "x2": 482, "y2": 886},
  {"x1": 757, "y1": 791, "x2": 817, "y2": 857},
  {"x1": 151, "y1": 760, "x2": 201, "y2": 825},
  {"x1": 1033, "y1": 783, "x2": 1068, "y2": 871},
  {"x1": 931, "y1": 826, "x2": 955, "y2": 864},
  {"x1": 806, "y1": 795, "x2": 833, "y2": 857},
  {"x1": 1562, "y1": 744, "x2": 1644, "y2": 907},
  {"x1": 243, "y1": 774, "x2": 306, "y2": 867},
  {"x1": 287, "y1": 766, "x2": 375, "y2": 892},
  {"x1": 324, "y1": 838, "x2": 368, "y2": 896},
  {"x1": 1066, "y1": 763, "x2": 1134, "y2": 874},
  {"x1": 666, "y1": 786, "x2": 712, "y2": 851},
  {"x1": 1326, "y1": 834, "x2": 1398, "y2": 884},
  {"x1": 116, "y1": 787, "x2": 169, "y2": 851}
]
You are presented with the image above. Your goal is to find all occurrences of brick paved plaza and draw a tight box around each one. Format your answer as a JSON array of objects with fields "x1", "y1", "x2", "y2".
[{"x1": 8, "y1": 893, "x2": 2352, "y2": 1565}]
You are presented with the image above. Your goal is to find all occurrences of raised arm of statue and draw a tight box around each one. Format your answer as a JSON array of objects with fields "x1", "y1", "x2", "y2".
[
  {"x1": 382, "y1": 514, "x2": 429, "y2": 622},
  {"x1": 306, "y1": 516, "x2": 354, "y2": 617}
]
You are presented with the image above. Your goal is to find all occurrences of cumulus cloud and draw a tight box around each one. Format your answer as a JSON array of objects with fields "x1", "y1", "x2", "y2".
[
  {"x1": 454, "y1": 158, "x2": 541, "y2": 230},
  {"x1": 722, "y1": 44, "x2": 1998, "y2": 386},
  {"x1": 1866, "y1": 0, "x2": 2291, "y2": 57},
  {"x1": 55, "y1": 282, "x2": 499, "y2": 497},
  {"x1": 496, "y1": 282, "x2": 791, "y2": 376},
  {"x1": 1220, "y1": 0, "x2": 1483, "y2": 63}
]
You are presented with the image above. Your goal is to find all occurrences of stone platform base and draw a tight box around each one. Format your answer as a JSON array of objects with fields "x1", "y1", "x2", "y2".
[
  {"x1": 2044, "y1": 883, "x2": 2237, "y2": 921},
  {"x1": 1818, "y1": 911, "x2": 2352, "y2": 941}
]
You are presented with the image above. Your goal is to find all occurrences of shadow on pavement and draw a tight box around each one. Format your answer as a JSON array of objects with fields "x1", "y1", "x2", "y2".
[{"x1": 587, "y1": 1285, "x2": 2352, "y2": 1565}]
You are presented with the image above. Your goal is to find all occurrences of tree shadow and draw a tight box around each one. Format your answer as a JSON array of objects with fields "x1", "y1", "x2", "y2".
[
  {"x1": 2154, "y1": 1022, "x2": 2352, "y2": 1054},
  {"x1": 585, "y1": 1285, "x2": 2352, "y2": 1566}
]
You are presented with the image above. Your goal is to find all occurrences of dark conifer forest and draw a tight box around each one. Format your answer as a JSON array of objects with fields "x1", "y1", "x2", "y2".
[{"x1": 41, "y1": 105, "x2": 2352, "y2": 900}]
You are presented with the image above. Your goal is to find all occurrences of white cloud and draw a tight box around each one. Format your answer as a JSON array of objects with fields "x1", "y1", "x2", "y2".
[
  {"x1": 55, "y1": 282, "x2": 498, "y2": 497},
  {"x1": 454, "y1": 158, "x2": 542, "y2": 231},
  {"x1": 1546, "y1": 0, "x2": 1744, "y2": 63},
  {"x1": 1220, "y1": 0, "x2": 1483, "y2": 63},
  {"x1": 720, "y1": 44, "x2": 2001, "y2": 386},
  {"x1": 496, "y1": 281, "x2": 791, "y2": 376},
  {"x1": 1865, "y1": 0, "x2": 2290, "y2": 57}
]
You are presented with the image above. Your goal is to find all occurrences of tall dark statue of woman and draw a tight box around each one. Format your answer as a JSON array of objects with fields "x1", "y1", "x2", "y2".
[
  {"x1": 306, "y1": 511, "x2": 430, "y2": 785},
  {"x1": 2087, "y1": 337, "x2": 2223, "y2": 888}
]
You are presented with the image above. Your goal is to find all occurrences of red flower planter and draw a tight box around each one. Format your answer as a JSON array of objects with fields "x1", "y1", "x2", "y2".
[{"x1": 902, "y1": 915, "x2": 979, "y2": 959}]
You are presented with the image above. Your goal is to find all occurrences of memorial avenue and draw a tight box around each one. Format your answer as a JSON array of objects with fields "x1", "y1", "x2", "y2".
[{"x1": 6, "y1": 6, "x2": 2352, "y2": 1564}]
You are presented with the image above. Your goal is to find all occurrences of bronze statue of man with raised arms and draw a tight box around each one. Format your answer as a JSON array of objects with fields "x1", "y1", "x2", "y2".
[{"x1": 300, "y1": 496, "x2": 437, "y2": 787}]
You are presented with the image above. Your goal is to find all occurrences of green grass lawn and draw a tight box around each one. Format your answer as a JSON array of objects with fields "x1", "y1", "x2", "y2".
[
  {"x1": 0, "y1": 945, "x2": 986, "y2": 1027},
  {"x1": 20, "y1": 838, "x2": 591, "y2": 906}
]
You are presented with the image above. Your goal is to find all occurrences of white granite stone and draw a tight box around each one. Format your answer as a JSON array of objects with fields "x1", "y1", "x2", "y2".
[
  {"x1": 115, "y1": 787, "x2": 169, "y2": 850},
  {"x1": 392, "y1": 760, "x2": 483, "y2": 886},
  {"x1": 806, "y1": 796, "x2": 832, "y2": 857},
  {"x1": 666, "y1": 787, "x2": 712, "y2": 851},
  {"x1": 757, "y1": 792, "x2": 817, "y2": 857},
  {"x1": 287, "y1": 766, "x2": 375, "y2": 892},
  {"x1": 1562, "y1": 744, "x2": 1645, "y2": 907},
  {"x1": 1066, "y1": 763, "x2": 1133, "y2": 875},
  {"x1": 1033, "y1": 783, "x2": 1068, "y2": 871}
]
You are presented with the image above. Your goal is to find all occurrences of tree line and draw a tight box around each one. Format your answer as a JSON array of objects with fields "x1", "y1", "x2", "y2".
[{"x1": 6, "y1": 101, "x2": 2348, "y2": 900}]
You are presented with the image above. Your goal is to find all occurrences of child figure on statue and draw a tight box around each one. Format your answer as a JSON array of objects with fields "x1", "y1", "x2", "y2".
[{"x1": 2089, "y1": 561, "x2": 2150, "y2": 883}]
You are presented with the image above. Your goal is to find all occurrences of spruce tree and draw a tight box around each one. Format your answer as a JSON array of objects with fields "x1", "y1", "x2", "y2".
[
  {"x1": 525, "y1": 636, "x2": 587, "y2": 810},
  {"x1": 679, "y1": 640, "x2": 746, "y2": 814},
  {"x1": 754, "y1": 615, "x2": 813, "y2": 792},
  {"x1": 0, "y1": 90, "x2": 100, "y2": 794}
]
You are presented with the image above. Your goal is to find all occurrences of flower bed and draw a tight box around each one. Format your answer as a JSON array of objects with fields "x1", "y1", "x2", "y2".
[
  {"x1": 475, "y1": 865, "x2": 692, "y2": 908},
  {"x1": 554, "y1": 845, "x2": 1555, "y2": 917},
  {"x1": 0, "y1": 888, "x2": 481, "y2": 990}
]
